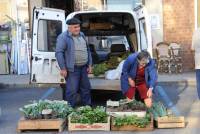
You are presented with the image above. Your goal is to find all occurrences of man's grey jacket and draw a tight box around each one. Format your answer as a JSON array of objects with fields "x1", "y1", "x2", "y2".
[{"x1": 55, "y1": 31, "x2": 92, "y2": 72}]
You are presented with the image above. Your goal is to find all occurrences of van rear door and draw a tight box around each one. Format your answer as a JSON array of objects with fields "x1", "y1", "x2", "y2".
[
  {"x1": 31, "y1": 7, "x2": 66, "y2": 84},
  {"x1": 134, "y1": 5, "x2": 153, "y2": 56}
]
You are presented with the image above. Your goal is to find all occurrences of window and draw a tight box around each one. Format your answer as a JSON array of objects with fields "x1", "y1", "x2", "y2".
[
  {"x1": 139, "y1": 19, "x2": 148, "y2": 50},
  {"x1": 74, "y1": 0, "x2": 105, "y2": 11},
  {"x1": 87, "y1": 36, "x2": 130, "y2": 64},
  {"x1": 37, "y1": 20, "x2": 62, "y2": 52},
  {"x1": 106, "y1": 0, "x2": 143, "y2": 10}
]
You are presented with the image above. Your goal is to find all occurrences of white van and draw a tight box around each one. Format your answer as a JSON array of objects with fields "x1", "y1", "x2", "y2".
[{"x1": 31, "y1": 6, "x2": 152, "y2": 91}]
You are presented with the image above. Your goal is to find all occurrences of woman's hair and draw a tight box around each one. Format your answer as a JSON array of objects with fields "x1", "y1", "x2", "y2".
[{"x1": 137, "y1": 50, "x2": 151, "y2": 61}]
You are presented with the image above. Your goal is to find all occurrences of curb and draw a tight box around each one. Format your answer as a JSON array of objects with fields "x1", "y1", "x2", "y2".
[
  {"x1": 0, "y1": 80, "x2": 196, "y2": 89},
  {"x1": 0, "y1": 83, "x2": 60, "y2": 89},
  {"x1": 158, "y1": 80, "x2": 196, "y2": 86}
]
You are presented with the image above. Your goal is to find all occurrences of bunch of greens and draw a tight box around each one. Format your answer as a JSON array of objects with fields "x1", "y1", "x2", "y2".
[
  {"x1": 106, "y1": 56, "x2": 121, "y2": 69},
  {"x1": 113, "y1": 113, "x2": 151, "y2": 128},
  {"x1": 126, "y1": 100, "x2": 147, "y2": 111},
  {"x1": 106, "y1": 52, "x2": 131, "y2": 70},
  {"x1": 92, "y1": 52, "x2": 131, "y2": 76},
  {"x1": 70, "y1": 106, "x2": 108, "y2": 124},
  {"x1": 93, "y1": 63, "x2": 108, "y2": 76},
  {"x1": 19, "y1": 100, "x2": 73, "y2": 119},
  {"x1": 19, "y1": 103, "x2": 42, "y2": 119},
  {"x1": 108, "y1": 99, "x2": 146, "y2": 111},
  {"x1": 147, "y1": 102, "x2": 167, "y2": 120},
  {"x1": 121, "y1": 52, "x2": 131, "y2": 60},
  {"x1": 46, "y1": 100, "x2": 74, "y2": 119}
]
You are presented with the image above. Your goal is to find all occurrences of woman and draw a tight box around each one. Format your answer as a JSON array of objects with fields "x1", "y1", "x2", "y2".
[{"x1": 120, "y1": 50, "x2": 157, "y2": 108}]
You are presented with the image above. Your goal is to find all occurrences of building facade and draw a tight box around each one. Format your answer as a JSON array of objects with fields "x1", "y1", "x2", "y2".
[{"x1": 163, "y1": 0, "x2": 195, "y2": 71}]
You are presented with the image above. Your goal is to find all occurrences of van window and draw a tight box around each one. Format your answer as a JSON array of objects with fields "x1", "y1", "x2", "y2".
[
  {"x1": 87, "y1": 35, "x2": 130, "y2": 64},
  {"x1": 139, "y1": 19, "x2": 148, "y2": 50},
  {"x1": 37, "y1": 20, "x2": 62, "y2": 52}
]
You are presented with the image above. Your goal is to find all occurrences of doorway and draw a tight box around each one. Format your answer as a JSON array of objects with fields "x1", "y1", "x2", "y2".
[{"x1": 45, "y1": 0, "x2": 74, "y2": 16}]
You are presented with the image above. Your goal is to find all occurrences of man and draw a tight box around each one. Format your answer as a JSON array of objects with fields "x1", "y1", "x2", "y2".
[
  {"x1": 120, "y1": 51, "x2": 157, "y2": 108},
  {"x1": 191, "y1": 28, "x2": 200, "y2": 99},
  {"x1": 55, "y1": 18, "x2": 92, "y2": 107}
]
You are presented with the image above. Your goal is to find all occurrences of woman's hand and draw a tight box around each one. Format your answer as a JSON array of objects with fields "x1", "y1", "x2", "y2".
[
  {"x1": 128, "y1": 78, "x2": 135, "y2": 87},
  {"x1": 147, "y1": 88, "x2": 153, "y2": 98}
]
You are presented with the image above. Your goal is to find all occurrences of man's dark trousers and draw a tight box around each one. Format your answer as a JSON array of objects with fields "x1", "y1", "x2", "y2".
[
  {"x1": 65, "y1": 65, "x2": 91, "y2": 107},
  {"x1": 196, "y1": 69, "x2": 200, "y2": 99}
]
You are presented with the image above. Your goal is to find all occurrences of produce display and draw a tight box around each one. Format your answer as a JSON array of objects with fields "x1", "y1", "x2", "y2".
[
  {"x1": 105, "y1": 56, "x2": 123, "y2": 69},
  {"x1": 93, "y1": 63, "x2": 108, "y2": 76},
  {"x1": 18, "y1": 99, "x2": 180, "y2": 131},
  {"x1": 70, "y1": 106, "x2": 108, "y2": 124},
  {"x1": 17, "y1": 89, "x2": 184, "y2": 131},
  {"x1": 19, "y1": 100, "x2": 73, "y2": 119},
  {"x1": 113, "y1": 113, "x2": 151, "y2": 128},
  {"x1": 147, "y1": 102, "x2": 168, "y2": 120},
  {"x1": 107, "y1": 99, "x2": 147, "y2": 112},
  {"x1": 92, "y1": 52, "x2": 131, "y2": 76}
]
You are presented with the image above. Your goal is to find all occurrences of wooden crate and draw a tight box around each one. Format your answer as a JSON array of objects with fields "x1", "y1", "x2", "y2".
[
  {"x1": 68, "y1": 116, "x2": 110, "y2": 131},
  {"x1": 111, "y1": 116, "x2": 154, "y2": 131},
  {"x1": 90, "y1": 23, "x2": 112, "y2": 30},
  {"x1": 17, "y1": 118, "x2": 66, "y2": 132},
  {"x1": 156, "y1": 116, "x2": 185, "y2": 128},
  {"x1": 106, "y1": 108, "x2": 146, "y2": 118}
]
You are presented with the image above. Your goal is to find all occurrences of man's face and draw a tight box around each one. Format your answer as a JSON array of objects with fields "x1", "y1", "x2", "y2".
[{"x1": 68, "y1": 24, "x2": 80, "y2": 36}]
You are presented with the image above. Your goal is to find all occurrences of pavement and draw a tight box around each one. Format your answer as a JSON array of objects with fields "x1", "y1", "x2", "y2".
[{"x1": 0, "y1": 83, "x2": 199, "y2": 134}]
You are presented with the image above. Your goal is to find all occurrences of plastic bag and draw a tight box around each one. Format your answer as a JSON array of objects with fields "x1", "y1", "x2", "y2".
[{"x1": 105, "y1": 60, "x2": 125, "y2": 80}]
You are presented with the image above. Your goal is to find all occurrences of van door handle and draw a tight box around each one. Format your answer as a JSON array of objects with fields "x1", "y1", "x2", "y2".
[{"x1": 35, "y1": 57, "x2": 42, "y2": 61}]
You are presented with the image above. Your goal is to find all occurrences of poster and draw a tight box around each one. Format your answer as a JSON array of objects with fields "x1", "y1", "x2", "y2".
[{"x1": 150, "y1": 14, "x2": 160, "y2": 30}]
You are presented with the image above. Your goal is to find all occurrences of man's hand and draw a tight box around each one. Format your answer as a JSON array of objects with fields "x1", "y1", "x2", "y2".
[
  {"x1": 147, "y1": 88, "x2": 153, "y2": 98},
  {"x1": 60, "y1": 69, "x2": 67, "y2": 78},
  {"x1": 87, "y1": 66, "x2": 92, "y2": 74},
  {"x1": 128, "y1": 78, "x2": 135, "y2": 87}
]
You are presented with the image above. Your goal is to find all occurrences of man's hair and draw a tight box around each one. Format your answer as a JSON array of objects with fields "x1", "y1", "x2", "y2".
[{"x1": 137, "y1": 50, "x2": 151, "y2": 61}]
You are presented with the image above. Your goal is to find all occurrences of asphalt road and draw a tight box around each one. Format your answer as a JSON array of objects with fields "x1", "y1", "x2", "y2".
[{"x1": 0, "y1": 83, "x2": 199, "y2": 134}]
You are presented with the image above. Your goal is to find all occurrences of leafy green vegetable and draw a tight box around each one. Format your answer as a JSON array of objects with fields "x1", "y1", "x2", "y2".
[
  {"x1": 147, "y1": 102, "x2": 168, "y2": 120},
  {"x1": 106, "y1": 56, "x2": 121, "y2": 69},
  {"x1": 19, "y1": 100, "x2": 73, "y2": 119},
  {"x1": 121, "y1": 52, "x2": 131, "y2": 60},
  {"x1": 108, "y1": 99, "x2": 146, "y2": 111},
  {"x1": 92, "y1": 52, "x2": 131, "y2": 76},
  {"x1": 126, "y1": 100, "x2": 147, "y2": 111},
  {"x1": 106, "y1": 53, "x2": 131, "y2": 70},
  {"x1": 19, "y1": 103, "x2": 42, "y2": 119},
  {"x1": 70, "y1": 106, "x2": 108, "y2": 124},
  {"x1": 113, "y1": 113, "x2": 151, "y2": 128},
  {"x1": 93, "y1": 63, "x2": 108, "y2": 76}
]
